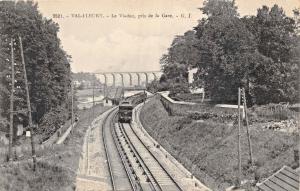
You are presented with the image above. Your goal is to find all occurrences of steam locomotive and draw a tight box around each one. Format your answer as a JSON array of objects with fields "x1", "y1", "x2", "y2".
[{"x1": 118, "y1": 92, "x2": 147, "y2": 123}]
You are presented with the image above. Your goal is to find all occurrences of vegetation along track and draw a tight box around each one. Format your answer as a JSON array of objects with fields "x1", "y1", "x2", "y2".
[{"x1": 116, "y1": 122, "x2": 183, "y2": 191}]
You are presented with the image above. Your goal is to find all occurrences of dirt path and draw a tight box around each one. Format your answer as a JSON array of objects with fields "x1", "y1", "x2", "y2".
[{"x1": 75, "y1": 109, "x2": 115, "y2": 191}]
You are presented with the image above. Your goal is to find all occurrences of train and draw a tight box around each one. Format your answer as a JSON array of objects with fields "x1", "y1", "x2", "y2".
[{"x1": 118, "y1": 92, "x2": 147, "y2": 123}]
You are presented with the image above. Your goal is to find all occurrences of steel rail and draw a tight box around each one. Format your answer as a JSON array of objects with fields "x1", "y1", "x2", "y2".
[
  {"x1": 119, "y1": 122, "x2": 163, "y2": 191},
  {"x1": 110, "y1": 112, "x2": 139, "y2": 191},
  {"x1": 101, "y1": 108, "x2": 118, "y2": 191},
  {"x1": 128, "y1": 123, "x2": 183, "y2": 191}
]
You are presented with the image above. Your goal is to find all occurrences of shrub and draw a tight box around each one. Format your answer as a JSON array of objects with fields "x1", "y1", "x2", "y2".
[
  {"x1": 187, "y1": 111, "x2": 237, "y2": 123},
  {"x1": 250, "y1": 103, "x2": 297, "y2": 121},
  {"x1": 169, "y1": 77, "x2": 190, "y2": 97},
  {"x1": 37, "y1": 106, "x2": 68, "y2": 141},
  {"x1": 176, "y1": 117, "x2": 192, "y2": 130},
  {"x1": 173, "y1": 93, "x2": 205, "y2": 103}
]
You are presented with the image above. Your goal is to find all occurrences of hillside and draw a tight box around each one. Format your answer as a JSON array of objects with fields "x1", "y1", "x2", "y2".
[{"x1": 140, "y1": 96, "x2": 299, "y2": 190}]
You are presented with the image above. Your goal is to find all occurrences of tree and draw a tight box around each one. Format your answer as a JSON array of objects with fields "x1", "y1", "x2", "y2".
[
  {"x1": 0, "y1": 32, "x2": 10, "y2": 131},
  {"x1": 242, "y1": 5, "x2": 299, "y2": 104},
  {"x1": 293, "y1": 8, "x2": 300, "y2": 34},
  {"x1": 192, "y1": 0, "x2": 299, "y2": 104},
  {"x1": 155, "y1": 30, "x2": 201, "y2": 92},
  {"x1": 201, "y1": 0, "x2": 238, "y2": 17},
  {"x1": 146, "y1": 74, "x2": 170, "y2": 93},
  {"x1": 0, "y1": 1, "x2": 71, "y2": 135},
  {"x1": 194, "y1": 0, "x2": 261, "y2": 103},
  {"x1": 168, "y1": 77, "x2": 190, "y2": 97},
  {"x1": 160, "y1": 30, "x2": 200, "y2": 81},
  {"x1": 72, "y1": 72, "x2": 102, "y2": 88},
  {"x1": 162, "y1": 62, "x2": 188, "y2": 80}
]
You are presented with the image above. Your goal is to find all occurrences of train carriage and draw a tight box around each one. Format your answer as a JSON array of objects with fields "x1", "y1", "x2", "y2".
[
  {"x1": 118, "y1": 101, "x2": 133, "y2": 123},
  {"x1": 118, "y1": 92, "x2": 147, "y2": 123}
]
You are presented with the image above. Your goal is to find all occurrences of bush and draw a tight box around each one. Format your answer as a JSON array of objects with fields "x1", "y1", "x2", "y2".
[
  {"x1": 173, "y1": 93, "x2": 204, "y2": 103},
  {"x1": 176, "y1": 117, "x2": 192, "y2": 130},
  {"x1": 146, "y1": 79, "x2": 170, "y2": 93},
  {"x1": 0, "y1": 117, "x2": 8, "y2": 132},
  {"x1": 188, "y1": 112, "x2": 216, "y2": 120},
  {"x1": 169, "y1": 78, "x2": 190, "y2": 97},
  {"x1": 250, "y1": 103, "x2": 297, "y2": 121},
  {"x1": 187, "y1": 111, "x2": 238, "y2": 123},
  {"x1": 37, "y1": 106, "x2": 68, "y2": 141}
]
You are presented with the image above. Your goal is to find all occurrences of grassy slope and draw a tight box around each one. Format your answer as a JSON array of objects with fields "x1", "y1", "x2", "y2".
[
  {"x1": 0, "y1": 104, "x2": 110, "y2": 191},
  {"x1": 140, "y1": 97, "x2": 299, "y2": 191}
]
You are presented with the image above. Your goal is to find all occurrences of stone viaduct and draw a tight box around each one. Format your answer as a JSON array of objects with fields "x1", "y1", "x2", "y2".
[{"x1": 93, "y1": 71, "x2": 161, "y2": 88}]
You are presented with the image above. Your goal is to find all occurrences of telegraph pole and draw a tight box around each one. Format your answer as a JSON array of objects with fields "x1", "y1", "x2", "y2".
[
  {"x1": 242, "y1": 88, "x2": 253, "y2": 165},
  {"x1": 92, "y1": 80, "x2": 95, "y2": 119},
  {"x1": 19, "y1": 36, "x2": 37, "y2": 170},
  {"x1": 71, "y1": 81, "x2": 74, "y2": 128},
  {"x1": 8, "y1": 38, "x2": 15, "y2": 162},
  {"x1": 237, "y1": 87, "x2": 242, "y2": 187}
]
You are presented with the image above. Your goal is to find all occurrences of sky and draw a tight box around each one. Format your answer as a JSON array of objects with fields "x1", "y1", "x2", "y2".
[{"x1": 36, "y1": 0, "x2": 300, "y2": 73}]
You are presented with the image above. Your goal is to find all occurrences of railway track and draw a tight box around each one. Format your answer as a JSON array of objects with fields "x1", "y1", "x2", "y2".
[
  {"x1": 101, "y1": 107, "x2": 183, "y2": 191},
  {"x1": 102, "y1": 108, "x2": 136, "y2": 191},
  {"x1": 116, "y1": 122, "x2": 183, "y2": 191}
]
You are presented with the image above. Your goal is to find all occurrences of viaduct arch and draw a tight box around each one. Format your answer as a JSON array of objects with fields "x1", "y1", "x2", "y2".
[{"x1": 95, "y1": 71, "x2": 161, "y2": 89}]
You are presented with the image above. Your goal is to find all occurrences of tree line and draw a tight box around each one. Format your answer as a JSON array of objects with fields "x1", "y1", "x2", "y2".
[
  {"x1": 72, "y1": 72, "x2": 103, "y2": 90},
  {"x1": 0, "y1": 1, "x2": 71, "y2": 137},
  {"x1": 148, "y1": 0, "x2": 300, "y2": 105}
]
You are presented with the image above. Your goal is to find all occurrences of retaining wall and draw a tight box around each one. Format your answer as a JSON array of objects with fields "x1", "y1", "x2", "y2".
[{"x1": 159, "y1": 92, "x2": 239, "y2": 116}]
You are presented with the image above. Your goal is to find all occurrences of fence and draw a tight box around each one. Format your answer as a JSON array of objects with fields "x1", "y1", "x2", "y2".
[{"x1": 159, "y1": 92, "x2": 298, "y2": 121}]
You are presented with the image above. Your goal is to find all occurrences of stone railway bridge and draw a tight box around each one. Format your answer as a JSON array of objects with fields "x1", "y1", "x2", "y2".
[{"x1": 93, "y1": 71, "x2": 162, "y2": 88}]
